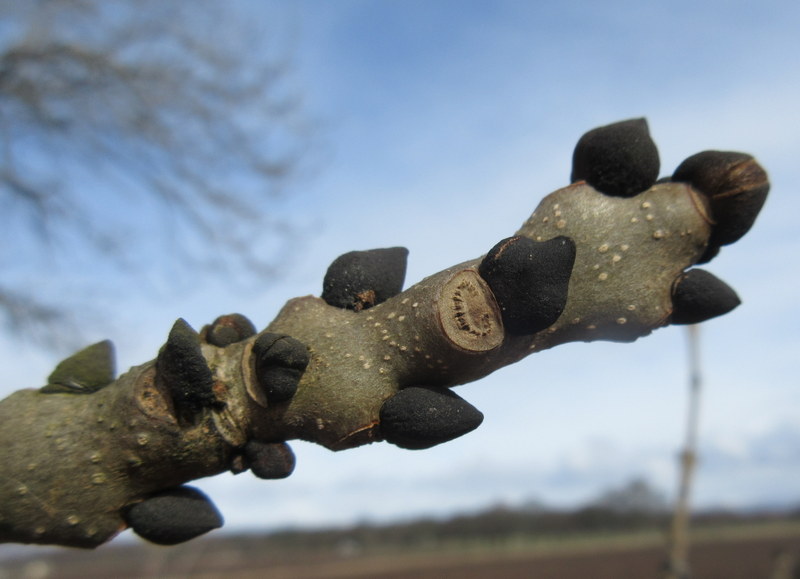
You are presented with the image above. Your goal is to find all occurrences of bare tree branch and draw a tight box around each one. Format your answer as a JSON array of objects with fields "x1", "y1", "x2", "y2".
[
  {"x1": 0, "y1": 120, "x2": 769, "y2": 548},
  {"x1": 0, "y1": 1, "x2": 313, "y2": 341}
]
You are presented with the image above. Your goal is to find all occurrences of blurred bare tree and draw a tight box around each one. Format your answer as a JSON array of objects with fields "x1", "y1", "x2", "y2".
[
  {"x1": 0, "y1": 0, "x2": 313, "y2": 346},
  {"x1": 592, "y1": 478, "x2": 669, "y2": 514}
]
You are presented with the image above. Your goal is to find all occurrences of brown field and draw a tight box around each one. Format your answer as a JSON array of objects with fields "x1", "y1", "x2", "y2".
[
  {"x1": 302, "y1": 535, "x2": 800, "y2": 579},
  {"x1": 3, "y1": 521, "x2": 800, "y2": 578},
  {"x1": 217, "y1": 523, "x2": 800, "y2": 579}
]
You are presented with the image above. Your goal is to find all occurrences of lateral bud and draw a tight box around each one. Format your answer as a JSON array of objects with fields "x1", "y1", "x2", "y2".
[
  {"x1": 251, "y1": 333, "x2": 310, "y2": 403},
  {"x1": 478, "y1": 236, "x2": 576, "y2": 335},
  {"x1": 671, "y1": 269, "x2": 741, "y2": 324},
  {"x1": 672, "y1": 151, "x2": 769, "y2": 262},
  {"x1": 123, "y1": 486, "x2": 223, "y2": 545},
  {"x1": 41, "y1": 340, "x2": 116, "y2": 394},
  {"x1": 156, "y1": 318, "x2": 216, "y2": 424},
  {"x1": 571, "y1": 118, "x2": 660, "y2": 197},
  {"x1": 243, "y1": 440, "x2": 296, "y2": 479},
  {"x1": 321, "y1": 247, "x2": 409, "y2": 311},
  {"x1": 379, "y1": 386, "x2": 484, "y2": 450},
  {"x1": 202, "y1": 313, "x2": 257, "y2": 347}
]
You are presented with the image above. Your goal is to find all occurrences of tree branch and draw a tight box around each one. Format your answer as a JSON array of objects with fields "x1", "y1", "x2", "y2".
[
  {"x1": 0, "y1": 120, "x2": 768, "y2": 548},
  {"x1": 0, "y1": 1, "x2": 314, "y2": 344}
]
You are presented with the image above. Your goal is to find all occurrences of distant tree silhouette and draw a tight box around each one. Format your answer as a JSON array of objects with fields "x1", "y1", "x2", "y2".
[
  {"x1": 0, "y1": 0, "x2": 312, "y2": 345},
  {"x1": 592, "y1": 478, "x2": 669, "y2": 514}
]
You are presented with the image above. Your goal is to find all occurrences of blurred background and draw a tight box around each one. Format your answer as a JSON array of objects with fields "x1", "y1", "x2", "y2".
[{"x1": 0, "y1": 0, "x2": 798, "y2": 563}]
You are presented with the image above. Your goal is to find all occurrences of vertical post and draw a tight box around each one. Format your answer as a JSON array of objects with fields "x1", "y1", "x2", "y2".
[{"x1": 663, "y1": 324, "x2": 702, "y2": 579}]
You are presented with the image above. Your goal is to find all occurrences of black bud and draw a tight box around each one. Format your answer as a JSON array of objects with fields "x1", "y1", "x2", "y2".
[
  {"x1": 251, "y1": 333, "x2": 310, "y2": 403},
  {"x1": 478, "y1": 236, "x2": 575, "y2": 335},
  {"x1": 380, "y1": 386, "x2": 484, "y2": 450},
  {"x1": 204, "y1": 313, "x2": 257, "y2": 347},
  {"x1": 671, "y1": 269, "x2": 741, "y2": 324},
  {"x1": 672, "y1": 151, "x2": 769, "y2": 262},
  {"x1": 42, "y1": 340, "x2": 116, "y2": 394},
  {"x1": 322, "y1": 247, "x2": 409, "y2": 310},
  {"x1": 124, "y1": 486, "x2": 223, "y2": 545},
  {"x1": 157, "y1": 319, "x2": 216, "y2": 423},
  {"x1": 244, "y1": 440, "x2": 296, "y2": 479},
  {"x1": 571, "y1": 118, "x2": 660, "y2": 197}
]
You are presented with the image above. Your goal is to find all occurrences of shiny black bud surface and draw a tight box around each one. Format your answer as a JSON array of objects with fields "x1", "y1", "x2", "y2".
[
  {"x1": 672, "y1": 151, "x2": 769, "y2": 260},
  {"x1": 157, "y1": 319, "x2": 216, "y2": 423},
  {"x1": 322, "y1": 247, "x2": 409, "y2": 311},
  {"x1": 124, "y1": 487, "x2": 223, "y2": 545},
  {"x1": 380, "y1": 386, "x2": 483, "y2": 450},
  {"x1": 671, "y1": 269, "x2": 741, "y2": 324},
  {"x1": 571, "y1": 118, "x2": 660, "y2": 197},
  {"x1": 252, "y1": 333, "x2": 310, "y2": 403},
  {"x1": 244, "y1": 440, "x2": 296, "y2": 479},
  {"x1": 205, "y1": 313, "x2": 257, "y2": 347},
  {"x1": 479, "y1": 236, "x2": 575, "y2": 335}
]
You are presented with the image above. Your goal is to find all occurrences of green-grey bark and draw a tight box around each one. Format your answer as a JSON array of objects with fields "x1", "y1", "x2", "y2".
[{"x1": 0, "y1": 120, "x2": 769, "y2": 548}]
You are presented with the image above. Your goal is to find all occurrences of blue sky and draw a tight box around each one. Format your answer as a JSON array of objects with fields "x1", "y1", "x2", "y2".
[{"x1": 2, "y1": 0, "x2": 799, "y2": 540}]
